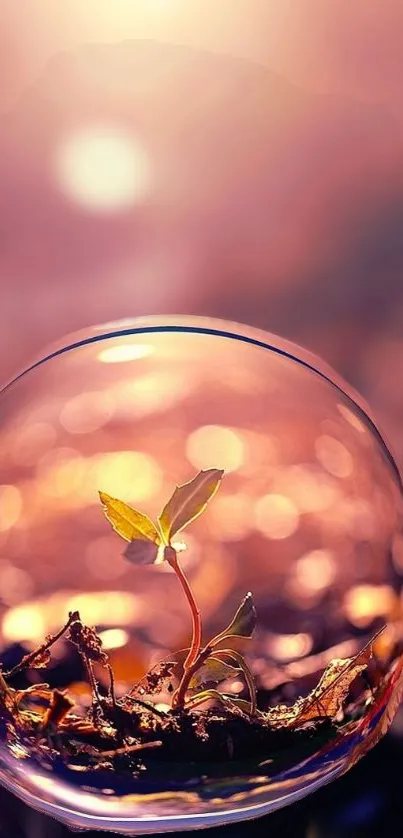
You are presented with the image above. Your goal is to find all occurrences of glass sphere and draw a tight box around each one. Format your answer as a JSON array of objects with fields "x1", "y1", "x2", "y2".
[{"x1": 0, "y1": 315, "x2": 402, "y2": 834}]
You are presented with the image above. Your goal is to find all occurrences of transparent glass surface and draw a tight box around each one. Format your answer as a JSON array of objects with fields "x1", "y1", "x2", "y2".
[{"x1": 0, "y1": 315, "x2": 402, "y2": 834}]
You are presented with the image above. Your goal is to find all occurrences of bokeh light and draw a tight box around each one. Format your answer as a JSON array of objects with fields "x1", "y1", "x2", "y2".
[
  {"x1": 59, "y1": 391, "x2": 115, "y2": 434},
  {"x1": 186, "y1": 425, "x2": 245, "y2": 472},
  {"x1": 0, "y1": 485, "x2": 23, "y2": 532},
  {"x1": 344, "y1": 584, "x2": 396, "y2": 629},
  {"x1": 98, "y1": 344, "x2": 155, "y2": 364},
  {"x1": 293, "y1": 549, "x2": 337, "y2": 594},
  {"x1": 3, "y1": 603, "x2": 46, "y2": 644},
  {"x1": 54, "y1": 125, "x2": 152, "y2": 212},
  {"x1": 254, "y1": 493, "x2": 300, "y2": 540},
  {"x1": 315, "y1": 435, "x2": 354, "y2": 479}
]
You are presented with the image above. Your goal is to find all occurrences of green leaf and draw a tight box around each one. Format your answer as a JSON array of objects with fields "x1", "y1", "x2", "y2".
[
  {"x1": 211, "y1": 592, "x2": 257, "y2": 646},
  {"x1": 99, "y1": 491, "x2": 161, "y2": 544},
  {"x1": 158, "y1": 468, "x2": 224, "y2": 543},
  {"x1": 189, "y1": 656, "x2": 240, "y2": 690}
]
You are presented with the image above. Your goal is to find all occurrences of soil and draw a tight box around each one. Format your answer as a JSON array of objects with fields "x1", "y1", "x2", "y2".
[{"x1": 1, "y1": 686, "x2": 337, "y2": 786}]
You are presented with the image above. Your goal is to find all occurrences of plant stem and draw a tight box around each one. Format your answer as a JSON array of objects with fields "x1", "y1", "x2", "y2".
[
  {"x1": 183, "y1": 688, "x2": 233, "y2": 712},
  {"x1": 6, "y1": 612, "x2": 77, "y2": 679},
  {"x1": 171, "y1": 645, "x2": 212, "y2": 710},
  {"x1": 166, "y1": 549, "x2": 202, "y2": 671}
]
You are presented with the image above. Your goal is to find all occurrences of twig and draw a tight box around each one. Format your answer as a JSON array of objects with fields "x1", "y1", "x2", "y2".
[
  {"x1": 84, "y1": 658, "x2": 103, "y2": 719},
  {"x1": 107, "y1": 664, "x2": 117, "y2": 710},
  {"x1": 5, "y1": 612, "x2": 78, "y2": 679},
  {"x1": 98, "y1": 740, "x2": 162, "y2": 759}
]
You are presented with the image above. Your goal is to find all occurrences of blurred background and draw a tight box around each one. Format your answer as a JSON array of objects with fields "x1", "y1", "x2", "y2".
[
  {"x1": 1, "y1": 0, "x2": 403, "y2": 835},
  {"x1": 1, "y1": 0, "x2": 403, "y2": 462}
]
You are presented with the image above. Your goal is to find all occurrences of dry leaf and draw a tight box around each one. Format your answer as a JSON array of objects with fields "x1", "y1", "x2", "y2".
[
  {"x1": 14, "y1": 684, "x2": 52, "y2": 707},
  {"x1": 42, "y1": 690, "x2": 74, "y2": 730},
  {"x1": 189, "y1": 657, "x2": 240, "y2": 690},
  {"x1": 211, "y1": 592, "x2": 257, "y2": 645},
  {"x1": 267, "y1": 633, "x2": 377, "y2": 730},
  {"x1": 132, "y1": 661, "x2": 177, "y2": 696},
  {"x1": 68, "y1": 616, "x2": 109, "y2": 667},
  {"x1": 29, "y1": 648, "x2": 51, "y2": 669},
  {"x1": 158, "y1": 468, "x2": 224, "y2": 543},
  {"x1": 299, "y1": 656, "x2": 368, "y2": 721},
  {"x1": 99, "y1": 492, "x2": 161, "y2": 544}
]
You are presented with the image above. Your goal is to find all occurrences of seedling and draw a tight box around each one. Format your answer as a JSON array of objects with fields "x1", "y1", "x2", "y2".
[{"x1": 99, "y1": 468, "x2": 258, "y2": 714}]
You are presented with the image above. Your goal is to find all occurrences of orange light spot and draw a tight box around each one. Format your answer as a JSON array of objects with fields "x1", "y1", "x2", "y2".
[
  {"x1": 3, "y1": 604, "x2": 45, "y2": 643},
  {"x1": 0, "y1": 485, "x2": 23, "y2": 531},
  {"x1": 315, "y1": 435, "x2": 353, "y2": 478},
  {"x1": 186, "y1": 425, "x2": 245, "y2": 472},
  {"x1": 60, "y1": 391, "x2": 114, "y2": 434},
  {"x1": 294, "y1": 549, "x2": 337, "y2": 593},
  {"x1": 255, "y1": 493, "x2": 299, "y2": 540},
  {"x1": 55, "y1": 125, "x2": 151, "y2": 212},
  {"x1": 98, "y1": 344, "x2": 154, "y2": 364},
  {"x1": 337, "y1": 403, "x2": 366, "y2": 434},
  {"x1": 344, "y1": 584, "x2": 396, "y2": 628},
  {"x1": 82, "y1": 451, "x2": 162, "y2": 503},
  {"x1": 11, "y1": 422, "x2": 57, "y2": 466},
  {"x1": 266, "y1": 632, "x2": 313, "y2": 662},
  {"x1": 208, "y1": 493, "x2": 254, "y2": 541},
  {"x1": 98, "y1": 628, "x2": 129, "y2": 650}
]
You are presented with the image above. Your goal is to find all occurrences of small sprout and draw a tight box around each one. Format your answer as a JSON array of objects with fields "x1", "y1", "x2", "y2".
[
  {"x1": 99, "y1": 470, "x2": 259, "y2": 712},
  {"x1": 100, "y1": 468, "x2": 226, "y2": 703}
]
